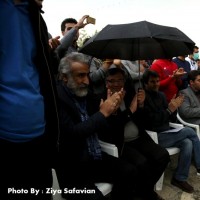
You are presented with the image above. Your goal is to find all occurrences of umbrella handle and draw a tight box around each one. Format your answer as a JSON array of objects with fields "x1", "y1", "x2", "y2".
[{"x1": 138, "y1": 60, "x2": 142, "y2": 89}]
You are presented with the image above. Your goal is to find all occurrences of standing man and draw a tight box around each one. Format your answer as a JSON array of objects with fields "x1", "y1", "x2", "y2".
[
  {"x1": 172, "y1": 56, "x2": 191, "y2": 89},
  {"x1": 150, "y1": 59, "x2": 186, "y2": 102},
  {"x1": 0, "y1": 0, "x2": 59, "y2": 199},
  {"x1": 186, "y1": 46, "x2": 199, "y2": 70},
  {"x1": 55, "y1": 16, "x2": 90, "y2": 59}
]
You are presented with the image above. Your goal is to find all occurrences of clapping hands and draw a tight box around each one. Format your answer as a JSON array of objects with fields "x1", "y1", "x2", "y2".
[
  {"x1": 99, "y1": 88, "x2": 124, "y2": 117},
  {"x1": 168, "y1": 94, "x2": 184, "y2": 113}
]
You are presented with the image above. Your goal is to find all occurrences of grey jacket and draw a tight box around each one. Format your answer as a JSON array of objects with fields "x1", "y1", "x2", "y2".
[
  {"x1": 179, "y1": 86, "x2": 200, "y2": 125},
  {"x1": 55, "y1": 28, "x2": 78, "y2": 59}
]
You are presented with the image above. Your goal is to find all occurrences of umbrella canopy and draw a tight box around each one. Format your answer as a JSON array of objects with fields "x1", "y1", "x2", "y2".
[{"x1": 79, "y1": 20, "x2": 195, "y2": 60}]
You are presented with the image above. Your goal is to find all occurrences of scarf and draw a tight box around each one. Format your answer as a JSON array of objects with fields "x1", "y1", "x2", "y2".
[{"x1": 73, "y1": 98, "x2": 102, "y2": 160}]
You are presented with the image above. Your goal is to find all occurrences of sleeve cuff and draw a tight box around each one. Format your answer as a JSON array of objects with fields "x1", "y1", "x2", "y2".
[{"x1": 166, "y1": 108, "x2": 172, "y2": 115}]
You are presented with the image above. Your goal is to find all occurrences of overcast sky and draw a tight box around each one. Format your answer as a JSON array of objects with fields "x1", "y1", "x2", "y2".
[{"x1": 43, "y1": 0, "x2": 200, "y2": 47}]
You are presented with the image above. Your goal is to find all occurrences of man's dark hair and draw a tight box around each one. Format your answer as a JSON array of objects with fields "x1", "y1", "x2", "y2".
[
  {"x1": 61, "y1": 18, "x2": 78, "y2": 32},
  {"x1": 142, "y1": 70, "x2": 159, "y2": 85},
  {"x1": 188, "y1": 70, "x2": 200, "y2": 82},
  {"x1": 105, "y1": 66, "x2": 125, "y2": 78}
]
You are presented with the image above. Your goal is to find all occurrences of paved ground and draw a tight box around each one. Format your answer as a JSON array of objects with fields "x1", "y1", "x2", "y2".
[{"x1": 157, "y1": 154, "x2": 200, "y2": 200}]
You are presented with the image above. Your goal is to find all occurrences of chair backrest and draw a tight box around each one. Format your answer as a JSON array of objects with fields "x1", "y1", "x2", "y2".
[
  {"x1": 52, "y1": 168, "x2": 65, "y2": 200},
  {"x1": 146, "y1": 130, "x2": 159, "y2": 144},
  {"x1": 177, "y1": 112, "x2": 200, "y2": 139},
  {"x1": 95, "y1": 140, "x2": 118, "y2": 195},
  {"x1": 146, "y1": 123, "x2": 181, "y2": 156},
  {"x1": 146, "y1": 124, "x2": 181, "y2": 191},
  {"x1": 98, "y1": 140, "x2": 119, "y2": 157}
]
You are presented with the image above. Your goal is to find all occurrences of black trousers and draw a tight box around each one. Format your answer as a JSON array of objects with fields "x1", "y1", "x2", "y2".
[
  {"x1": 56, "y1": 152, "x2": 139, "y2": 200},
  {"x1": 122, "y1": 133, "x2": 170, "y2": 199},
  {"x1": 0, "y1": 135, "x2": 53, "y2": 200}
]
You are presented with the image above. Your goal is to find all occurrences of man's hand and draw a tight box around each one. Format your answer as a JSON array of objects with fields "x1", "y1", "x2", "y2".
[
  {"x1": 100, "y1": 88, "x2": 124, "y2": 117},
  {"x1": 168, "y1": 94, "x2": 184, "y2": 113},
  {"x1": 137, "y1": 89, "x2": 145, "y2": 107},
  {"x1": 129, "y1": 94, "x2": 138, "y2": 113},
  {"x1": 172, "y1": 68, "x2": 187, "y2": 79},
  {"x1": 74, "y1": 15, "x2": 89, "y2": 30},
  {"x1": 49, "y1": 36, "x2": 60, "y2": 49},
  {"x1": 102, "y1": 59, "x2": 114, "y2": 70}
]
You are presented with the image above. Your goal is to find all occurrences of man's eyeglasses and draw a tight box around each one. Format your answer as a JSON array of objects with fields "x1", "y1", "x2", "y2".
[{"x1": 106, "y1": 79, "x2": 125, "y2": 84}]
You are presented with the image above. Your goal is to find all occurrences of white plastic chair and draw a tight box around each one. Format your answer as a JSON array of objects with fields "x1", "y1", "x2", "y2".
[
  {"x1": 95, "y1": 140, "x2": 118, "y2": 196},
  {"x1": 177, "y1": 112, "x2": 200, "y2": 139},
  {"x1": 146, "y1": 122, "x2": 183, "y2": 191},
  {"x1": 52, "y1": 140, "x2": 118, "y2": 200},
  {"x1": 52, "y1": 168, "x2": 65, "y2": 200}
]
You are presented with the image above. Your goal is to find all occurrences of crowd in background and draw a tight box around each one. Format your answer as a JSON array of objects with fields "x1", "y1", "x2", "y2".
[{"x1": 1, "y1": 1, "x2": 200, "y2": 200}]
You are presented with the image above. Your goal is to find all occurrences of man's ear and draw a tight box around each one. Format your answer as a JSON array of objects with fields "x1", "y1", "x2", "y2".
[{"x1": 189, "y1": 80, "x2": 193, "y2": 86}]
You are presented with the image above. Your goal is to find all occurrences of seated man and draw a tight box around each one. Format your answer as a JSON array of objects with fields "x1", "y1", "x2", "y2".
[
  {"x1": 56, "y1": 52, "x2": 146, "y2": 200},
  {"x1": 142, "y1": 70, "x2": 200, "y2": 193},
  {"x1": 98, "y1": 67, "x2": 169, "y2": 200},
  {"x1": 178, "y1": 70, "x2": 200, "y2": 125}
]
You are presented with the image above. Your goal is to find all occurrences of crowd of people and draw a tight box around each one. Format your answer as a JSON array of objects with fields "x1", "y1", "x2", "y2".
[{"x1": 1, "y1": 0, "x2": 200, "y2": 200}]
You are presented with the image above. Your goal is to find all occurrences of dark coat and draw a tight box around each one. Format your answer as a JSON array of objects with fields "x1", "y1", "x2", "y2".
[
  {"x1": 97, "y1": 88, "x2": 147, "y2": 153},
  {"x1": 56, "y1": 82, "x2": 110, "y2": 162},
  {"x1": 143, "y1": 90, "x2": 177, "y2": 132},
  {"x1": 29, "y1": 0, "x2": 60, "y2": 155}
]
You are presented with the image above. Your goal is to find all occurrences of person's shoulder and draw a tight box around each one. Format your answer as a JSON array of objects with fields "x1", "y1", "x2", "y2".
[
  {"x1": 172, "y1": 57, "x2": 178, "y2": 62},
  {"x1": 180, "y1": 87, "x2": 193, "y2": 95},
  {"x1": 179, "y1": 87, "x2": 188, "y2": 92},
  {"x1": 151, "y1": 59, "x2": 163, "y2": 67},
  {"x1": 185, "y1": 59, "x2": 190, "y2": 65},
  {"x1": 56, "y1": 80, "x2": 71, "y2": 101},
  {"x1": 185, "y1": 57, "x2": 190, "y2": 61},
  {"x1": 172, "y1": 57, "x2": 182, "y2": 65}
]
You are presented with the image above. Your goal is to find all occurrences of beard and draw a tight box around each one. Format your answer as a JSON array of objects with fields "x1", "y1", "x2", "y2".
[{"x1": 67, "y1": 76, "x2": 88, "y2": 97}]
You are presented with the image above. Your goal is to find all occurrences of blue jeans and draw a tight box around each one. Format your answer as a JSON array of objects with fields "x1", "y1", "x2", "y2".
[{"x1": 158, "y1": 127, "x2": 200, "y2": 181}]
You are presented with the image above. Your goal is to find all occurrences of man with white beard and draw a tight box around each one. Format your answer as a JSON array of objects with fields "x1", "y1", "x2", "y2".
[{"x1": 55, "y1": 52, "x2": 150, "y2": 200}]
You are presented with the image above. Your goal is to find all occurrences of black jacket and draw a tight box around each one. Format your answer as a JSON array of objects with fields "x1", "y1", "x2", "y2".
[
  {"x1": 56, "y1": 82, "x2": 109, "y2": 162},
  {"x1": 97, "y1": 89, "x2": 146, "y2": 153},
  {"x1": 28, "y1": 0, "x2": 60, "y2": 154},
  {"x1": 143, "y1": 90, "x2": 177, "y2": 132}
]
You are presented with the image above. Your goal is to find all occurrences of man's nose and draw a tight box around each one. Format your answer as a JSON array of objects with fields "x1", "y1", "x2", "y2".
[{"x1": 83, "y1": 76, "x2": 89, "y2": 85}]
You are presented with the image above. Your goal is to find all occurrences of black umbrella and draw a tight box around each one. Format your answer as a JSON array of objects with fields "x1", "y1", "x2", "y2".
[{"x1": 79, "y1": 20, "x2": 195, "y2": 60}]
